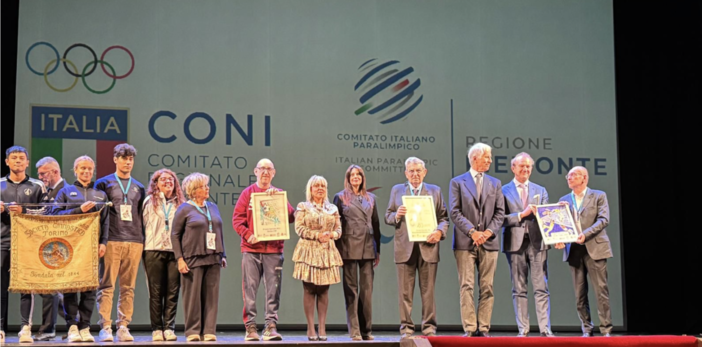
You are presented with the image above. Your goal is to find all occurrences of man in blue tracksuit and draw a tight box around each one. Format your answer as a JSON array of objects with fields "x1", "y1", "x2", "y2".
[{"x1": 1, "y1": 146, "x2": 46, "y2": 343}]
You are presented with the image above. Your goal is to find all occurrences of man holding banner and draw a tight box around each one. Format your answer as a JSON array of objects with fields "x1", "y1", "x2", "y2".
[
  {"x1": 34, "y1": 156, "x2": 66, "y2": 341},
  {"x1": 1, "y1": 146, "x2": 46, "y2": 343}
]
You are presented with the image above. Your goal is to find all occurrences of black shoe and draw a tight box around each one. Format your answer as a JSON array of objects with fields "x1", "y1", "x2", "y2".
[
  {"x1": 582, "y1": 332, "x2": 593, "y2": 337},
  {"x1": 361, "y1": 335, "x2": 375, "y2": 341},
  {"x1": 462, "y1": 331, "x2": 475, "y2": 337},
  {"x1": 479, "y1": 331, "x2": 492, "y2": 337},
  {"x1": 540, "y1": 330, "x2": 556, "y2": 337},
  {"x1": 517, "y1": 331, "x2": 529, "y2": 337}
]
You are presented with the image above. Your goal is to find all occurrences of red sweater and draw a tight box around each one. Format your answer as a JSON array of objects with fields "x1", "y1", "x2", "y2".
[{"x1": 232, "y1": 183, "x2": 295, "y2": 253}]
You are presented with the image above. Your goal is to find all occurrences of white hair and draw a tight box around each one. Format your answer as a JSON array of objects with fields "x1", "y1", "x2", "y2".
[
  {"x1": 182, "y1": 172, "x2": 209, "y2": 199},
  {"x1": 404, "y1": 157, "x2": 426, "y2": 170},
  {"x1": 510, "y1": 152, "x2": 534, "y2": 167},
  {"x1": 36, "y1": 156, "x2": 60, "y2": 173},
  {"x1": 468, "y1": 143, "x2": 492, "y2": 166}
]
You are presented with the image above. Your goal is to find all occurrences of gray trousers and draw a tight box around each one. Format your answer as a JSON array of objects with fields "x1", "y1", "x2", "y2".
[
  {"x1": 241, "y1": 253, "x2": 284, "y2": 328},
  {"x1": 506, "y1": 241, "x2": 551, "y2": 334},
  {"x1": 569, "y1": 253, "x2": 612, "y2": 334},
  {"x1": 396, "y1": 244, "x2": 437, "y2": 335},
  {"x1": 342, "y1": 259, "x2": 374, "y2": 337},
  {"x1": 455, "y1": 247, "x2": 498, "y2": 333},
  {"x1": 181, "y1": 265, "x2": 220, "y2": 336}
]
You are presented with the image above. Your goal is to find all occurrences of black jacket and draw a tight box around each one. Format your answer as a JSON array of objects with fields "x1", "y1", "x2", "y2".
[
  {"x1": 1, "y1": 174, "x2": 46, "y2": 250},
  {"x1": 52, "y1": 180, "x2": 110, "y2": 245}
]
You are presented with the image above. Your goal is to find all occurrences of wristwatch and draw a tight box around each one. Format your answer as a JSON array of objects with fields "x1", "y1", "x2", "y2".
[{"x1": 468, "y1": 228, "x2": 476, "y2": 237}]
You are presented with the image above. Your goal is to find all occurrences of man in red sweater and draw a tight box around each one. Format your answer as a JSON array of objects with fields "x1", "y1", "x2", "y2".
[{"x1": 232, "y1": 158, "x2": 295, "y2": 341}]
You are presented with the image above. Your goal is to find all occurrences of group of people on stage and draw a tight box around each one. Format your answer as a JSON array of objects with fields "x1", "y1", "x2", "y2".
[{"x1": 0, "y1": 141, "x2": 613, "y2": 343}]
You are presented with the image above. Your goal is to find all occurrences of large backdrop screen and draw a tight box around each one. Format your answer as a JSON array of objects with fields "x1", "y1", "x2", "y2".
[{"x1": 12, "y1": 0, "x2": 620, "y2": 329}]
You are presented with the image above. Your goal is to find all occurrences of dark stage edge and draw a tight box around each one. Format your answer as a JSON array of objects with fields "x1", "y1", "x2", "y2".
[{"x1": 0, "y1": 331, "x2": 635, "y2": 346}]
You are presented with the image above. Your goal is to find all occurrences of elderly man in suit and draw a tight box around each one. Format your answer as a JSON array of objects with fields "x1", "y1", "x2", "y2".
[
  {"x1": 501, "y1": 153, "x2": 554, "y2": 337},
  {"x1": 34, "y1": 156, "x2": 68, "y2": 341},
  {"x1": 449, "y1": 143, "x2": 504, "y2": 337},
  {"x1": 385, "y1": 157, "x2": 449, "y2": 340},
  {"x1": 555, "y1": 166, "x2": 613, "y2": 337}
]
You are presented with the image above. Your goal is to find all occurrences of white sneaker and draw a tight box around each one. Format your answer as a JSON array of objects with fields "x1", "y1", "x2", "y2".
[
  {"x1": 80, "y1": 328, "x2": 95, "y2": 342},
  {"x1": 18, "y1": 325, "x2": 34, "y2": 343},
  {"x1": 163, "y1": 329, "x2": 177, "y2": 341},
  {"x1": 98, "y1": 327, "x2": 114, "y2": 342},
  {"x1": 67, "y1": 326, "x2": 82, "y2": 343},
  {"x1": 1, "y1": 330, "x2": 5, "y2": 343},
  {"x1": 116, "y1": 326, "x2": 134, "y2": 342},
  {"x1": 152, "y1": 330, "x2": 164, "y2": 341}
]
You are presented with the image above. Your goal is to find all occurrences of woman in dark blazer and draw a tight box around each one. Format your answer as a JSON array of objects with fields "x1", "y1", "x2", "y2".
[{"x1": 332, "y1": 165, "x2": 381, "y2": 341}]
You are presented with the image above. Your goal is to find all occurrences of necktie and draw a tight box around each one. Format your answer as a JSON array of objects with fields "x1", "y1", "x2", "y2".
[
  {"x1": 414, "y1": 188, "x2": 419, "y2": 196},
  {"x1": 519, "y1": 184, "x2": 527, "y2": 208},
  {"x1": 475, "y1": 173, "x2": 483, "y2": 199}
]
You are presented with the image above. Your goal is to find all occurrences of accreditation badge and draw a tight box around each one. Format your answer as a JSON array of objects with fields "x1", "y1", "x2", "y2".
[
  {"x1": 120, "y1": 204, "x2": 132, "y2": 221},
  {"x1": 206, "y1": 232, "x2": 216, "y2": 250}
]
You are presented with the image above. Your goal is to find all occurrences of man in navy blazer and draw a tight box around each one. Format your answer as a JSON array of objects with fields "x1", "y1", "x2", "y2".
[
  {"x1": 385, "y1": 157, "x2": 449, "y2": 340},
  {"x1": 449, "y1": 143, "x2": 504, "y2": 337},
  {"x1": 501, "y1": 153, "x2": 554, "y2": 337},
  {"x1": 555, "y1": 166, "x2": 613, "y2": 337}
]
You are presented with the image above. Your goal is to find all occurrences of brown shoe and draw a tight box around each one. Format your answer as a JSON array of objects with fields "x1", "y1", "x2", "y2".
[
  {"x1": 245, "y1": 325, "x2": 260, "y2": 341},
  {"x1": 362, "y1": 334, "x2": 375, "y2": 341},
  {"x1": 262, "y1": 324, "x2": 282, "y2": 341}
]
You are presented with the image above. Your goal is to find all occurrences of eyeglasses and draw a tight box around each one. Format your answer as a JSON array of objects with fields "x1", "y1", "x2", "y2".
[
  {"x1": 256, "y1": 167, "x2": 275, "y2": 172},
  {"x1": 37, "y1": 171, "x2": 53, "y2": 177},
  {"x1": 158, "y1": 177, "x2": 174, "y2": 182},
  {"x1": 566, "y1": 173, "x2": 584, "y2": 179},
  {"x1": 406, "y1": 169, "x2": 425, "y2": 175}
]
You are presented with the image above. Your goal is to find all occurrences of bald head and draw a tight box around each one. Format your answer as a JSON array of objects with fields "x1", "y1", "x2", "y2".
[
  {"x1": 254, "y1": 158, "x2": 276, "y2": 189},
  {"x1": 566, "y1": 166, "x2": 588, "y2": 193}
]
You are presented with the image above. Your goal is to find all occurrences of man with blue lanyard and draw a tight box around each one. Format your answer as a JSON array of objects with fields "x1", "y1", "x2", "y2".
[
  {"x1": 555, "y1": 166, "x2": 613, "y2": 337},
  {"x1": 94, "y1": 144, "x2": 146, "y2": 342}
]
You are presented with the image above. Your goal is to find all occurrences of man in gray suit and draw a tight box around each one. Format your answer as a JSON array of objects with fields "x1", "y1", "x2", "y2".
[
  {"x1": 501, "y1": 153, "x2": 554, "y2": 337},
  {"x1": 34, "y1": 157, "x2": 67, "y2": 341},
  {"x1": 385, "y1": 157, "x2": 448, "y2": 340},
  {"x1": 449, "y1": 143, "x2": 504, "y2": 337},
  {"x1": 555, "y1": 166, "x2": 613, "y2": 337}
]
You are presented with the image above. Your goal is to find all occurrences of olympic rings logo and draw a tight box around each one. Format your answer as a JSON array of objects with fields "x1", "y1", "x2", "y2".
[{"x1": 25, "y1": 42, "x2": 134, "y2": 94}]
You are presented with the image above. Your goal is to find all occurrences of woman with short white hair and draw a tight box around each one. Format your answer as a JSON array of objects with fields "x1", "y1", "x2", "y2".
[
  {"x1": 292, "y1": 175, "x2": 343, "y2": 341},
  {"x1": 171, "y1": 173, "x2": 227, "y2": 342}
]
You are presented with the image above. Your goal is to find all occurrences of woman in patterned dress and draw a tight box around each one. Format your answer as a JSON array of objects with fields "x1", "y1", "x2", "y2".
[{"x1": 292, "y1": 175, "x2": 343, "y2": 341}]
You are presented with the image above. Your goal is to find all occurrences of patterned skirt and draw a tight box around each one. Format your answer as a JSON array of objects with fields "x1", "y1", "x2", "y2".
[{"x1": 292, "y1": 239, "x2": 343, "y2": 285}]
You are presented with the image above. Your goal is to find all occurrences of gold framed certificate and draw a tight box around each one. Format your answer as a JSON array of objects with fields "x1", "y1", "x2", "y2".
[
  {"x1": 534, "y1": 203, "x2": 580, "y2": 245},
  {"x1": 402, "y1": 195, "x2": 438, "y2": 242},
  {"x1": 251, "y1": 192, "x2": 290, "y2": 241}
]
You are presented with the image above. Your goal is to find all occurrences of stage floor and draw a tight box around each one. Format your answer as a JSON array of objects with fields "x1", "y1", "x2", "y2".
[{"x1": 0, "y1": 330, "x2": 620, "y2": 345}]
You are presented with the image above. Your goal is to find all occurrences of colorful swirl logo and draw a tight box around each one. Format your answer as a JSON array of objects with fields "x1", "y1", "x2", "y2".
[
  {"x1": 25, "y1": 42, "x2": 134, "y2": 94},
  {"x1": 354, "y1": 59, "x2": 423, "y2": 124}
]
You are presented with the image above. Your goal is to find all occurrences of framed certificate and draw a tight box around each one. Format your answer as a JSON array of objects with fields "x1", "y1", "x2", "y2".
[
  {"x1": 251, "y1": 192, "x2": 290, "y2": 241},
  {"x1": 402, "y1": 195, "x2": 438, "y2": 242},
  {"x1": 534, "y1": 203, "x2": 580, "y2": 245}
]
